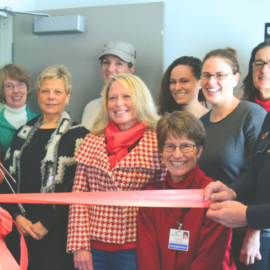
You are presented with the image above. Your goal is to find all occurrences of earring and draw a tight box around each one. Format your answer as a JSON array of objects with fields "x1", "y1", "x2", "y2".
[{"x1": 2, "y1": 100, "x2": 5, "y2": 104}]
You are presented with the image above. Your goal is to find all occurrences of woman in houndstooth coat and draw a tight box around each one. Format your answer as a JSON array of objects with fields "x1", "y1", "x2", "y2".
[{"x1": 67, "y1": 74, "x2": 166, "y2": 270}]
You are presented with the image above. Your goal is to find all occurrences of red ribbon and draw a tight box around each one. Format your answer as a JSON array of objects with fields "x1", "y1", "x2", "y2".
[
  {"x1": 0, "y1": 190, "x2": 211, "y2": 269},
  {"x1": 0, "y1": 190, "x2": 211, "y2": 208},
  {"x1": 0, "y1": 207, "x2": 28, "y2": 270}
]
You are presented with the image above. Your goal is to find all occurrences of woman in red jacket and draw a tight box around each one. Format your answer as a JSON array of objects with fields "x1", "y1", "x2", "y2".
[{"x1": 137, "y1": 111, "x2": 236, "y2": 270}]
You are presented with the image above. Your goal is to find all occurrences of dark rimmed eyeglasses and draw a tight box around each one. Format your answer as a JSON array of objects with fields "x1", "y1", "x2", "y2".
[
  {"x1": 252, "y1": 61, "x2": 270, "y2": 70},
  {"x1": 201, "y1": 73, "x2": 232, "y2": 81},
  {"x1": 162, "y1": 144, "x2": 199, "y2": 153}
]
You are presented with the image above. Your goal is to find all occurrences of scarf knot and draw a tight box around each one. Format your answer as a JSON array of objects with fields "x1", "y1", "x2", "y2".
[{"x1": 105, "y1": 121, "x2": 146, "y2": 168}]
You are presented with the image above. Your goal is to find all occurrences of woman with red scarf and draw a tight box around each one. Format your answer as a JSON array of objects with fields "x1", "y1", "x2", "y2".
[
  {"x1": 137, "y1": 111, "x2": 236, "y2": 270},
  {"x1": 67, "y1": 74, "x2": 166, "y2": 270}
]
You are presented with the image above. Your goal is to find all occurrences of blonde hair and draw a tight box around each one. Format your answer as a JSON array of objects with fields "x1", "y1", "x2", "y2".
[
  {"x1": 35, "y1": 65, "x2": 73, "y2": 94},
  {"x1": 92, "y1": 74, "x2": 159, "y2": 135}
]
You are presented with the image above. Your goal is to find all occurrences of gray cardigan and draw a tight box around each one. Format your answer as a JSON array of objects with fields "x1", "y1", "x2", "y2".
[{"x1": 198, "y1": 100, "x2": 266, "y2": 186}]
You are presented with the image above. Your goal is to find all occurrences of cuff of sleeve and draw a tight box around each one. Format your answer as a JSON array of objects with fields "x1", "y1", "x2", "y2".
[
  {"x1": 12, "y1": 212, "x2": 21, "y2": 221},
  {"x1": 72, "y1": 249, "x2": 91, "y2": 253},
  {"x1": 246, "y1": 204, "x2": 270, "y2": 230}
]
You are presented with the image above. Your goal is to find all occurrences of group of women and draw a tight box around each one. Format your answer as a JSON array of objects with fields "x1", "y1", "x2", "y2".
[{"x1": 0, "y1": 39, "x2": 269, "y2": 270}]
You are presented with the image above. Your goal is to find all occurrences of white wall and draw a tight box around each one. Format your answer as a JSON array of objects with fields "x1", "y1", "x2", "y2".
[
  {"x1": 0, "y1": 0, "x2": 34, "y2": 11},
  {"x1": 28, "y1": 0, "x2": 270, "y2": 95}
]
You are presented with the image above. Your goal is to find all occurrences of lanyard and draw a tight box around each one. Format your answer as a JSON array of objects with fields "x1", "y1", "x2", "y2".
[{"x1": 176, "y1": 208, "x2": 190, "y2": 230}]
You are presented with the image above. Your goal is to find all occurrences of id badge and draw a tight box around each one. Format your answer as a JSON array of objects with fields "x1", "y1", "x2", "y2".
[{"x1": 168, "y1": 229, "x2": 190, "y2": 251}]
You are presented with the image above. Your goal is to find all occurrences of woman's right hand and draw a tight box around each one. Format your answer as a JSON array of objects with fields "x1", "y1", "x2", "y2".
[
  {"x1": 15, "y1": 215, "x2": 39, "y2": 240},
  {"x1": 74, "y1": 250, "x2": 93, "y2": 270}
]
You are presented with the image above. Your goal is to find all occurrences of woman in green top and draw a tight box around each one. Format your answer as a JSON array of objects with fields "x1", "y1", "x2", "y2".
[{"x1": 0, "y1": 64, "x2": 37, "y2": 161}]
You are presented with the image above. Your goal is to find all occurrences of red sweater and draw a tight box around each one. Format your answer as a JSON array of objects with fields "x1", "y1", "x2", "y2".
[
  {"x1": 137, "y1": 165, "x2": 236, "y2": 270},
  {"x1": 255, "y1": 92, "x2": 270, "y2": 112}
]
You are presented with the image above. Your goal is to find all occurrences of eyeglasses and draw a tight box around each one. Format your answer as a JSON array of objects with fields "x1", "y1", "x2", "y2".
[
  {"x1": 252, "y1": 61, "x2": 270, "y2": 70},
  {"x1": 4, "y1": 82, "x2": 26, "y2": 91},
  {"x1": 163, "y1": 144, "x2": 199, "y2": 153},
  {"x1": 201, "y1": 73, "x2": 232, "y2": 81}
]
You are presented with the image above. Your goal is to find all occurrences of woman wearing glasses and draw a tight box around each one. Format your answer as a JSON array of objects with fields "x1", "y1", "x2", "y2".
[
  {"x1": 137, "y1": 111, "x2": 236, "y2": 270},
  {"x1": 237, "y1": 41, "x2": 270, "y2": 269},
  {"x1": 242, "y1": 41, "x2": 270, "y2": 112},
  {"x1": 198, "y1": 49, "x2": 266, "y2": 269},
  {"x1": 0, "y1": 64, "x2": 37, "y2": 161},
  {"x1": 158, "y1": 56, "x2": 208, "y2": 118}
]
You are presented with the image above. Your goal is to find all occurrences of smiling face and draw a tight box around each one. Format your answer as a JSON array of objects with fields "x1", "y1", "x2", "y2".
[
  {"x1": 162, "y1": 133, "x2": 203, "y2": 184},
  {"x1": 253, "y1": 47, "x2": 270, "y2": 97},
  {"x1": 101, "y1": 54, "x2": 135, "y2": 84},
  {"x1": 201, "y1": 57, "x2": 240, "y2": 106},
  {"x1": 169, "y1": 65, "x2": 201, "y2": 106},
  {"x1": 107, "y1": 80, "x2": 137, "y2": 131},
  {"x1": 37, "y1": 78, "x2": 70, "y2": 119},
  {"x1": 3, "y1": 77, "x2": 27, "y2": 109}
]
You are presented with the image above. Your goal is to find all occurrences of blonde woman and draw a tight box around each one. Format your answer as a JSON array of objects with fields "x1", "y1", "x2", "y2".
[
  {"x1": 3, "y1": 65, "x2": 88, "y2": 270},
  {"x1": 67, "y1": 74, "x2": 166, "y2": 270}
]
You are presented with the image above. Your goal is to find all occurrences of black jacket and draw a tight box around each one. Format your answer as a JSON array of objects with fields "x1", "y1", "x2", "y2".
[{"x1": 230, "y1": 111, "x2": 270, "y2": 231}]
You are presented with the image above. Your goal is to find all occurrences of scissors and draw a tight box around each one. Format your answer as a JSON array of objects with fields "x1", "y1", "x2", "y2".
[{"x1": 0, "y1": 163, "x2": 26, "y2": 214}]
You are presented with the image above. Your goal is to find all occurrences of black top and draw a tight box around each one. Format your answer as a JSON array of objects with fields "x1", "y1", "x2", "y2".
[
  {"x1": 230, "y1": 112, "x2": 270, "y2": 232},
  {"x1": 20, "y1": 128, "x2": 55, "y2": 223},
  {"x1": 2, "y1": 112, "x2": 89, "y2": 270}
]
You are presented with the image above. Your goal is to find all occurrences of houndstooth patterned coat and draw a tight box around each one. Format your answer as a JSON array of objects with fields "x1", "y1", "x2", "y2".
[{"x1": 67, "y1": 129, "x2": 166, "y2": 251}]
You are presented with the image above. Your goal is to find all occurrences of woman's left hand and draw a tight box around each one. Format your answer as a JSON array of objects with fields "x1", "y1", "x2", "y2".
[
  {"x1": 239, "y1": 227, "x2": 262, "y2": 265},
  {"x1": 30, "y1": 221, "x2": 48, "y2": 240}
]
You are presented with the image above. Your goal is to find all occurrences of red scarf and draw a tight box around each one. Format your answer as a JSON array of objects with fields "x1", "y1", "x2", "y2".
[
  {"x1": 255, "y1": 92, "x2": 270, "y2": 112},
  {"x1": 165, "y1": 164, "x2": 200, "y2": 190},
  {"x1": 105, "y1": 121, "x2": 146, "y2": 168}
]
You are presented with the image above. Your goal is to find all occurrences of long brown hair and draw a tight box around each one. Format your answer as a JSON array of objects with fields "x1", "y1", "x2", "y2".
[{"x1": 158, "y1": 56, "x2": 205, "y2": 115}]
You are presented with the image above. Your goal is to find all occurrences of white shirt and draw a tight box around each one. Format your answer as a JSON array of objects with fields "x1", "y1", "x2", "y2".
[
  {"x1": 81, "y1": 97, "x2": 103, "y2": 131},
  {"x1": 4, "y1": 105, "x2": 27, "y2": 129}
]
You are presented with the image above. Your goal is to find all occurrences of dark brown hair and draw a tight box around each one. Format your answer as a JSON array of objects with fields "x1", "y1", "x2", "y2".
[
  {"x1": 242, "y1": 41, "x2": 270, "y2": 102},
  {"x1": 158, "y1": 56, "x2": 205, "y2": 115},
  {"x1": 156, "y1": 111, "x2": 206, "y2": 152}
]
